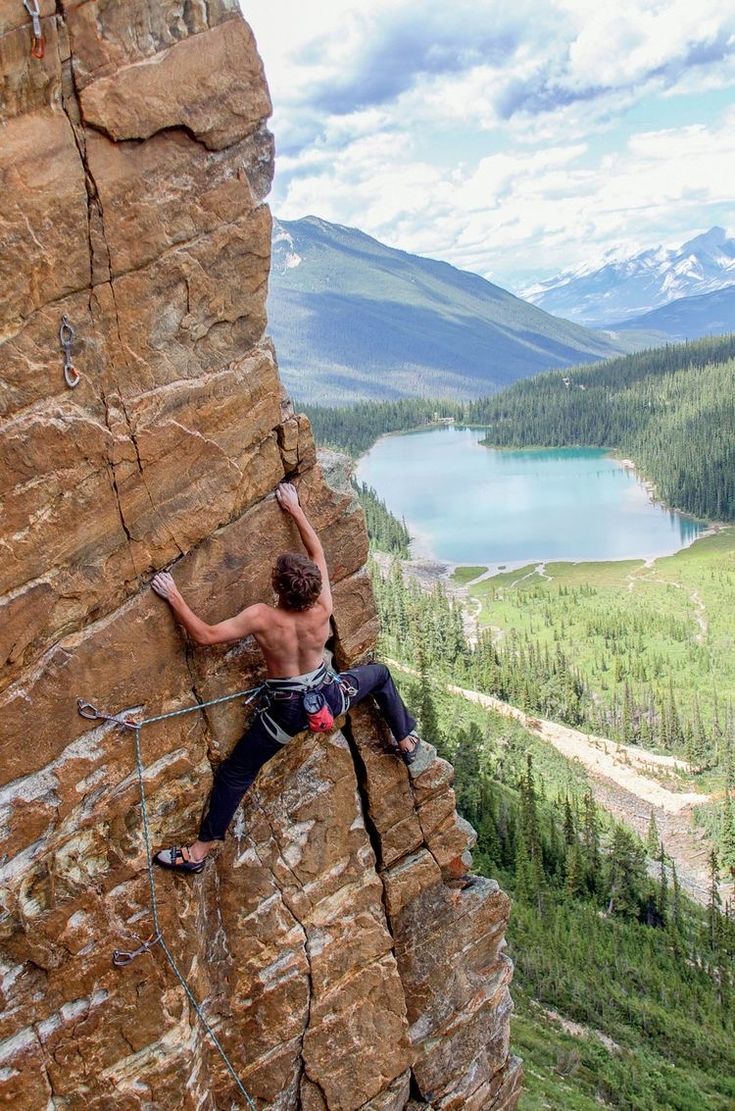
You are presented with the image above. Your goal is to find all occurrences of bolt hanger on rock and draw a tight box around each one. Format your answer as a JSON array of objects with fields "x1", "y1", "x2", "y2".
[
  {"x1": 23, "y1": 0, "x2": 45, "y2": 59},
  {"x1": 59, "y1": 315, "x2": 80, "y2": 388}
]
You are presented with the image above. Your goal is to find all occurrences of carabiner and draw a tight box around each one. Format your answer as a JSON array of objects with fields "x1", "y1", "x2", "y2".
[
  {"x1": 59, "y1": 315, "x2": 75, "y2": 348},
  {"x1": 113, "y1": 933, "x2": 161, "y2": 967},
  {"x1": 77, "y1": 699, "x2": 104, "y2": 720},
  {"x1": 59, "y1": 316, "x2": 80, "y2": 389},
  {"x1": 77, "y1": 699, "x2": 138, "y2": 730},
  {"x1": 64, "y1": 362, "x2": 80, "y2": 389}
]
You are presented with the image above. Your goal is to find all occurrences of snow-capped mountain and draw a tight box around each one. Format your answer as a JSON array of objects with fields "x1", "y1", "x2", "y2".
[
  {"x1": 272, "y1": 220, "x2": 303, "y2": 272},
  {"x1": 523, "y1": 226, "x2": 735, "y2": 328}
]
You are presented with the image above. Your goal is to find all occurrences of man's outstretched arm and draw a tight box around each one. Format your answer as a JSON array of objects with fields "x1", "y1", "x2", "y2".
[
  {"x1": 276, "y1": 482, "x2": 333, "y2": 613},
  {"x1": 151, "y1": 572, "x2": 266, "y2": 645}
]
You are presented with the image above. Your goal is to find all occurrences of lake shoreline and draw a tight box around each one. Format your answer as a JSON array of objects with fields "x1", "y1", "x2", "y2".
[
  {"x1": 358, "y1": 427, "x2": 713, "y2": 569},
  {"x1": 357, "y1": 425, "x2": 718, "y2": 547}
]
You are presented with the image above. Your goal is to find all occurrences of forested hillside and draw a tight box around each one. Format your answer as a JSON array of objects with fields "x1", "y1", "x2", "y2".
[
  {"x1": 305, "y1": 397, "x2": 448, "y2": 456},
  {"x1": 476, "y1": 334, "x2": 735, "y2": 521}
]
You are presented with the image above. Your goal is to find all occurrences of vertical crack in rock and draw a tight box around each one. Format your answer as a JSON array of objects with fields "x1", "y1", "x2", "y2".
[
  {"x1": 248, "y1": 799, "x2": 313, "y2": 1106},
  {"x1": 54, "y1": 3, "x2": 187, "y2": 565},
  {"x1": 341, "y1": 714, "x2": 433, "y2": 1105},
  {"x1": 342, "y1": 715, "x2": 401, "y2": 921}
]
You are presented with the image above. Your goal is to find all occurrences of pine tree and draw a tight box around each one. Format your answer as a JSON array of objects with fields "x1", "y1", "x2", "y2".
[
  {"x1": 562, "y1": 796, "x2": 576, "y2": 846},
  {"x1": 564, "y1": 840, "x2": 586, "y2": 899},
  {"x1": 477, "y1": 812, "x2": 502, "y2": 870},
  {"x1": 723, "y1": 732, "x2": 735, "y2": 787},
  {"x1": 515, "y1": 755, "x2": 544, "y2": 907},
  {"x1": 720, "y1": 789, "x2": 735, "y2": 880},
  {"x1": 646, "y1": 811, "x2": 660, "y2": 858},
  {"x1": 670, "y1": 859, "x2": 683, "y2": 939},
  {"x1": 622, "y1": 681, "x2": 636, "y2": 745},
  {"x1": 581, "y1": 790, "x2": 601, "y2": 894},
  {"x1": 605, "y1": 825, "x2": 646, "y2": 919},
  {"x1": 454, "y1": 725, "x2": 482, "y2": 825},
  {"x1": 688, "y1": 693, "x2": 708, "y2": 767},
  {"x1": 658, "y1": 842, "x2": 668, "y2": 925},
  {"x1": 708, "y1": 849, "x2": 722, "y2": 951},
  {"x1": 415, "y1": 643, "x2": 442, "y2": 751}
]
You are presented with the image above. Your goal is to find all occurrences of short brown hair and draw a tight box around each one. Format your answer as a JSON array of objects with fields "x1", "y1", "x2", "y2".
[{"x1": 272, "y1": 553, "x2": 322, "y2": 612}]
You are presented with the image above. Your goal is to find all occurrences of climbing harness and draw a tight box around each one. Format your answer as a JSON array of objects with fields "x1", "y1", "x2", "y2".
[
  {"x1": 77, "y1": 686, "x2": 263, "y2": 1110},
  {"x1": 260, "y1": 663, "x2": 347, "y2": 742},
  {"x1": 23, "y1": 0, "x2": 45, "y2": 60},
  {"x1": 59, "y1": 316, "x2": 80, "y2": 388}
]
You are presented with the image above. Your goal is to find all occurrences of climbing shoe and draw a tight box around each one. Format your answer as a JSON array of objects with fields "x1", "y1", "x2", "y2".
[
  {"x1": 153, "y1": 845, "x2": 206, "y2": 874},
  {"x1": 397, "y1": 732, "x2": 422, "y2": 767}
]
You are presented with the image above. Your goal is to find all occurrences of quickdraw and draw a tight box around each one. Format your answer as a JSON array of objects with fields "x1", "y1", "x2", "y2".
[
  {"x1": 59, "y1": 316, "x2": 80, "y2": 389},
  {"x1": 23, "y1": 0, "x2": 45, "y2": 60},
  {"x1": 77, "y1": 699, "x2": 138, "y2": 731}
]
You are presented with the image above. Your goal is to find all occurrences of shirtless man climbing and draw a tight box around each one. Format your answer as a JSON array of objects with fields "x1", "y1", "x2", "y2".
[{"x1": 150, "y1": 481, "x2": 421, "y2": 874}]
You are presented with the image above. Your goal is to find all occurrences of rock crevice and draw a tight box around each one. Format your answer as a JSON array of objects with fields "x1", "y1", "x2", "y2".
[{"x1": 0, "y1": 4, "x2": 520, "y2": 1108}]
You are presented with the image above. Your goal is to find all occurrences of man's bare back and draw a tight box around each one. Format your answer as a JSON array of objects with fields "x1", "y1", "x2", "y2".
[{"x1": 245, "y1": 601, "x2": 332, "y2": 678}]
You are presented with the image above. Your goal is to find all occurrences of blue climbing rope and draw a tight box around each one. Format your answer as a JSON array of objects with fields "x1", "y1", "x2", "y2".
[{"x1": 78, "y1": 685, "x2": 263, "y2": 1109}]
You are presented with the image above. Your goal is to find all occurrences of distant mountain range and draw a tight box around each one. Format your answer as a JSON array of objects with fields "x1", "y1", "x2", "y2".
[
  {"x1": 609, "y1": 285, "x2": 735, "y2": 342},
  {"x1": 524, "y1": 226, "x2": 735, "y2": 328},
  {"x1": 267, "y1": 217, "x2": 625, "y2": 405}
]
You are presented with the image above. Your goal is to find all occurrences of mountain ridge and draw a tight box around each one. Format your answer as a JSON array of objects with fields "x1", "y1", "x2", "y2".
[
  {"x1": 607, "y1": 284, "x2": 735, "y2": 342},
  {"x1": 268, "y1": 216, "x2": 626, "y2": 404},
  {"x1": 524, "y1": 225, "x2": 735, "y2": 327}
]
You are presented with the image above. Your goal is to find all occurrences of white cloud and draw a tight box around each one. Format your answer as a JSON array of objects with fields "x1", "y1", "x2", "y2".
[
  {"x1": 563, "y1": 0, "x2": 730, "y2": 87},
  {"x1": 243, "y1": 0, "x2": 735, "y2": 284}
]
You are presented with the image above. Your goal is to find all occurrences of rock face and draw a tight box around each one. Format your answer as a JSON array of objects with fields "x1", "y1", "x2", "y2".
[{"x1": 0, "y1": 4, "x2": 521, "y2": 1109}]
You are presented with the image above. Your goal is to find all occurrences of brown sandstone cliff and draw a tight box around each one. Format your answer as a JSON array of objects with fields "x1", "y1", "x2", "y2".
[{"x1": 0, "y1": 3, "x2": 521, "y2": 1108}]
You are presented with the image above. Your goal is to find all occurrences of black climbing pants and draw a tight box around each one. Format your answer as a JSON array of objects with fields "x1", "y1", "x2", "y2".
[{"x1": 198, "y1": 662, "x2": 416, "y2": 842}]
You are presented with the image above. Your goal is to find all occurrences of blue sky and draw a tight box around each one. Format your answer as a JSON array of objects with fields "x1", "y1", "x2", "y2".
[{"x1": 243, "y1": 0, "x2": 735, "y2": 291}]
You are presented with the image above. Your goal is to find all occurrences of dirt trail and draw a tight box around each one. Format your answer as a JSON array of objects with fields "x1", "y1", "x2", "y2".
[
  {"x1": 626, "y1": 568, "x2": 709, "y2": 644},
  {"x1": 447, "y1": 684, "x2": 704, "y2": 811},
  {"x1": 509, "y1": 562, "x2": 550, "y2": 588},
  {"x1": 387, "y1": 659, "x2": 713, "y2": 903},
  {"x1": 453, "y1": 684, "x2": 713, "y2": 902}
]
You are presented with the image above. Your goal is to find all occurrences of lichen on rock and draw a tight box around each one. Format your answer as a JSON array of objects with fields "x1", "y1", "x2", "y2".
[{"x1": 0, "y1": 3, "x2": 520, "y2": 1107}]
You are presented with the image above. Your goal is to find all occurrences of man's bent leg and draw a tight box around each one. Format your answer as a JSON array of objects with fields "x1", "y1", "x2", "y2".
[
  {"x1": 340, "y1": 663, "x2": 417, "y2": 741},
  {"x1": 198, "y1": 716, "x2": 284, "y2": 843}
]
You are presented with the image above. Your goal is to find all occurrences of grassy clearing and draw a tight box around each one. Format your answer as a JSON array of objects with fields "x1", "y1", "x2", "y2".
[{"x1": 451, "y1": 564, "x2": 488, "y2": 584}]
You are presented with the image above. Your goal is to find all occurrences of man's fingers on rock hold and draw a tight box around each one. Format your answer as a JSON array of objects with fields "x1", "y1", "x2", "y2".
[
  {"x1": 151, "y1": 572, "x2": 174, "y2": 597},
  {"x1": 276, "y1": 482, "x2": 299, "y2": 510}
]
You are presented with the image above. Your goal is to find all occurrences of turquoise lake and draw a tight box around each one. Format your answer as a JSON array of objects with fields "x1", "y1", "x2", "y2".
[{"x1": 355, "y1": 427, "x2": 707, "y2": 566}]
